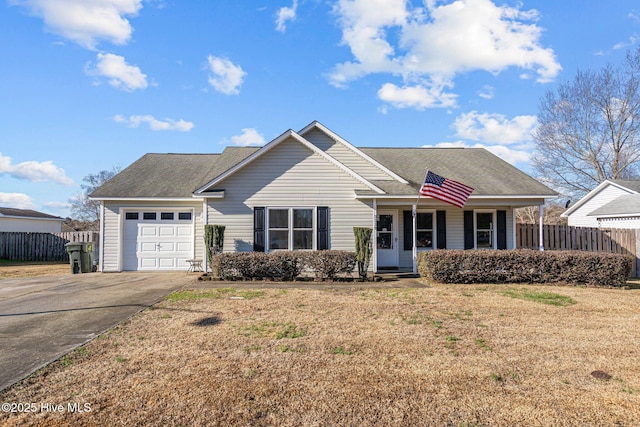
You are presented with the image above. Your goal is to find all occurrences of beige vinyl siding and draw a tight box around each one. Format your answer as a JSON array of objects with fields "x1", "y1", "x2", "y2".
[
  {"x1": 206, "y1": 137, "x2": 373, "y2": 252},
  {"x1": 102, "y1": 204, "x2": 120, "y2": 272},
  {"x1": 101, "y1": 201, "x2": 203, "y2": 272},
  {"x1": 397, "y1": 206, "x2": 515, "y2": 268},
  {"x1": 303, "y1": 128, "x2": 394, "y2": 181},
  {"x1": 568, "y1": 185, "x2": 635, "y2": 227}
]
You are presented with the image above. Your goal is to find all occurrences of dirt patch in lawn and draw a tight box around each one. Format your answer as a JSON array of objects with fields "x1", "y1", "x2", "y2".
[
  {"x1": 1, "y1": 284, "x2": 639, "y2": 426},
  {"x1": 0, "y1": 261, "x2": 69, "y2": 279}
]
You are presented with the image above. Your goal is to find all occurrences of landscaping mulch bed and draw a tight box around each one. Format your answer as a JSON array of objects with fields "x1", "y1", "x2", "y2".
[{"x1": 1, "y1": 283, "x2": 639, "y2": 426}]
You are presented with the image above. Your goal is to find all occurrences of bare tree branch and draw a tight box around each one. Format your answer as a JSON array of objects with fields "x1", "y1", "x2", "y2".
[{"x1": 533, "y1": 47, "x2": 640, "y2": 197}]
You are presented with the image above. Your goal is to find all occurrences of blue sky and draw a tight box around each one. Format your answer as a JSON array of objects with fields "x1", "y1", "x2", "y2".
[{"x1": 1, "y1": 0, "x2": 638, "y2": 217}]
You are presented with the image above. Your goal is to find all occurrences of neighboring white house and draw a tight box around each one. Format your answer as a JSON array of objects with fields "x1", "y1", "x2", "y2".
[
  {"x1": 586, "y1": 193, "x2": 640, "y2": 229},
  {"x1": 0, "y1": 207, "x2": 63, "y2": 233},
  {"x1": 90, "y1": 121, "x2": 558, "y2": 273},
  {"x1": 561, "y1": 180, "x2": 640, "y2": 227}
]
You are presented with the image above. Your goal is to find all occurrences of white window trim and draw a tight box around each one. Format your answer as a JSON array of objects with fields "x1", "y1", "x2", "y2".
[
  {"x1": 416, "y1": 209, "x2": 436, "y2": 251},
  {"x1": 266, "y1": 207, "x2": 317, "y2": 252},
  {"x1": 474, "y1": 209, "x2": 497, "y2": 249}
]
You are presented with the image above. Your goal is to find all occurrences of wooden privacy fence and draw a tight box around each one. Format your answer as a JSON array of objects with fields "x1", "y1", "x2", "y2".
[
  {"x1": 0, "y1": 231, "x2": 99, "y2": 262},
  {"x1": 516, "y1": 224, "x2": 639, "y2": 276}
]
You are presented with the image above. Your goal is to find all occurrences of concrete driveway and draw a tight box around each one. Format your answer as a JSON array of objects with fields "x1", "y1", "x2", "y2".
[{"x1": 0, "y1": 272, "x2": 195, "y2": 392}]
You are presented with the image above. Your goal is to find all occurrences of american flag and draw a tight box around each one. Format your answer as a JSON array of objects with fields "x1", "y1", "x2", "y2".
[{"x1": 419, "y1": 171, "x2": 474, "y2": 208}]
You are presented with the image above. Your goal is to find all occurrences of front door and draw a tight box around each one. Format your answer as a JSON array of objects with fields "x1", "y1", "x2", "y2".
[{"x1": 376, "y1": 210, "x2": 398, "y2": 268}]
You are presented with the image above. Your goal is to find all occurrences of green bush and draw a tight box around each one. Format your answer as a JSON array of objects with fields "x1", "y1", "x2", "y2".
[
  {"x1": 303, "y1": 250, "x2": 357, "y2": 280},
  {"x1": 211, "y1": 250, "x2": 356, "y2": 281},
  {"x1": 417, "y1": 249, "x2": 632, "y2": 287}
]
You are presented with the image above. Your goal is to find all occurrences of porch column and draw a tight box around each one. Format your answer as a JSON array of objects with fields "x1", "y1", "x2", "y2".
[
  {"x1": 203, "y1": 200, "x2": 209, "y2": 272},
  {"x1": 512, "y1": 209, "x2": 517, "y2": 249},
  {"x1": 539, "y1": 204, "x2": 544, "y2": 251},
  {"x1": 372, "y1": 199, "x2": 378, "y2": 273},
  {"x1": 99, "y1": 203, "x2": 105, "y2": 272},
  {"x1": 412, "y1": 204, "x2": 417, "y2": 274}
]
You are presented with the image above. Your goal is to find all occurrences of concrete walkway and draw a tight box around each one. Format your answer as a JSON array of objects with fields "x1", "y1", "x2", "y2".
[{"x1": 0, "y1": 272, "x2": 195, "y2": 392}]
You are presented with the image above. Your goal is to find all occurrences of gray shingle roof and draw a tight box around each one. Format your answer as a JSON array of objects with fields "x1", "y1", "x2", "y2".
[
  {"x1": 360, "y1": 147, "x2": 556, "y2": 196},
  {"x1": 588, "y1": 193, "x2": 640, "y2": 217},
  {"x1": 91, "y1": 145, "x2": 555, "y2": 198},
  {"x1": 610, "y1": 179, "x2": 640, "y2": 193},
  {"x1": 0, "y1": 207, "x2": 62, "y2": 220}
]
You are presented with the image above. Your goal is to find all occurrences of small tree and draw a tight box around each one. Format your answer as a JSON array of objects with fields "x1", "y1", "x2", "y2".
[
  {"x1": 204, "y1": 225, "x2": 225, "y2": 270},
  {"x1": 353, "y1": 227, "x2": 372, "y2": 281},
  {"x1": 69, "y1": 167, "x2": 121, "y2": 228}
]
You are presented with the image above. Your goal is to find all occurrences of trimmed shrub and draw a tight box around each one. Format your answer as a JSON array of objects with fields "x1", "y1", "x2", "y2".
[
  {"x1": 417, "y1": 249, "x2": 632, "y2": 287},
  {"x1": 303, "y1": 250, "x2": 357, "y2": 280},
  {"x1": 210, "y1": 250, "x2": 356, "y2": 281}
]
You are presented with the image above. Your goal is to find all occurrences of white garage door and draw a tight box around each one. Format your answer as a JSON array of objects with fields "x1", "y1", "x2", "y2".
[{"x1": 122, "y1": 210, "x2": 194, "y2": 271}]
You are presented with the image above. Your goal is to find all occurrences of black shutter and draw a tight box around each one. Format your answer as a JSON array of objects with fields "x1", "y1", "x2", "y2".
[
  {"x1": 463, "y1": 210, "x2": 474, "y2": 250},
  {"x1": 436, "y1": 210, "x2": 446, "y2": 249},
  {"x1": 317, "y1": 207, "x2": 329, "y2": 250},
  {"x1": 497, "y1": 210, "x2": 507, "y2": 250},
  {"x1": 403, "y1": 210, "x2": 413, "y2": 251},
  {"x1": 253, "y1": 207, "x2": 265, "y2": 252}
]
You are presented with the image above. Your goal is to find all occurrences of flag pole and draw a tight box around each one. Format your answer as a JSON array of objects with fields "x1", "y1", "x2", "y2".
[{"x1": 413, "y1": 168, "x2": 429, "y2": 275}]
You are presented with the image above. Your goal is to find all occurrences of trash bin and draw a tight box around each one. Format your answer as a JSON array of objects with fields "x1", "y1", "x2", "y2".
[
  {"x1": 80, "y1": 242, "x2": 94, "y2": 273},
  {"x1": 65, "y1": 242, "x2": 94, "y2": 274},
  {"x1": 66, "y1": 243, "x2": 82, "y2": 274}
]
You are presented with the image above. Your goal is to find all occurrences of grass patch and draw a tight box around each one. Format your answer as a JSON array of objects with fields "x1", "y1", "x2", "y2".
[
  {"x1": 502, "y1": 288, "x2": 576, "y2": 307},
  {"x1": 329, "y1": 346, "x2": 354, "y2": 355},
  {"x1": 474, "y1": 338, "x2": 491, "y2": 351},
  {"x1": 275, "y1": 323, "x2": 306, "y2": 339},
  {"x1": 2, "y1": 285, "x2": 639, "y2": 426},
  {"x1": 166, "y1": 288, "x2": 235, "y2": 302}
]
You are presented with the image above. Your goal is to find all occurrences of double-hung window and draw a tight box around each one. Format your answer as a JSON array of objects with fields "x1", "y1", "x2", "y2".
[
  {"x1": 416, "y1": 211, "x2": 434, "y2": 249},
  {"x1": 475, "y1": 211, "x2": 495, "y2": 249},
  {"x1": 268, "y1": 208, "x2": 314, "y2": 250}
]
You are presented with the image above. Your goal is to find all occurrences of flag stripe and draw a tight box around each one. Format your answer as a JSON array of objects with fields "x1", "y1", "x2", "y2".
[{"x1": 419, "y1": 171, "x2": 473, "y2": 208}]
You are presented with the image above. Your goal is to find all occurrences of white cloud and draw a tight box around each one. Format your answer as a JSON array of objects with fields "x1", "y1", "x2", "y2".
[
  {"x1": 477, "y1": 85, "x2": 494, "y2": 100},
  {"x1": 378, "y1": 82, "x2": 457, "y2": 109},
  {"x1": 114, "y1": 114, "x2": 194, "y2": 131},
  {"x1": 330, "y1": 0, "x2": 561, "y2": 109},
  {"x1": 276, "y1": 0, "x2": 298, "y2": 33},
  {"x1": 11, "y1": 0, "x2": 142, "y2": 50},
  {"x1": 0, "y1": 193, "x2": 37, "y2": 209},
  {"x1": 612, "y1": 34, "x2": 639, "y2": 51},
  {"x1": 86, "y1": 53, "x2": 148, "y2": 91},
  {"x1": 206, "y1": 55, "x2": 246, "y2": 95},
  {"x1": 0, "y1": 152, "x2": 74, "y2": 186},
  {"x1": 453, "y1": 111, "x2": 537, "y2": 144},
  {"x1": 224, "y1": 128, "x2": 265, "y2": 146}
]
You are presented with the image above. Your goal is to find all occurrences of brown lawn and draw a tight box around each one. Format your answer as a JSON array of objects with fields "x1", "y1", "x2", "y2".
[
  {"x1": 1, "y1": 283, "x2": 639, "y2": 426},
  {"x1": 0, "y1": 262, "x2": 69, "y2": 279}
]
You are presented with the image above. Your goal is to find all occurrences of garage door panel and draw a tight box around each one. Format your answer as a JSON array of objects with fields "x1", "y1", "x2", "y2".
[
  {"x1": 140, "y1": 242, "x2": 158, "y2": 251},
  {"x1": 122, "y1": 210, "x2": 194, "y2": 271},
  {"x1": 176, "y1": 227, "x2": 192, "y2": 236},
  {"x1": 159, "y1": 226, "x2": 177, "y2": 236},
  {"x1": 140, "y1": 258, "x2": 158, "y2": 269},
  {"x1": 158, "y1": 243, "x2": 176, "y2": 252},
  {"x1": 176, "y1": 242, "x2": 192, "y2": 251},
  {"x1": 140, "y1": 226, "x2": 158, "y2": 236},
  {"x1": 159, "y1": 258, "x2": 177, "y2": 268}
]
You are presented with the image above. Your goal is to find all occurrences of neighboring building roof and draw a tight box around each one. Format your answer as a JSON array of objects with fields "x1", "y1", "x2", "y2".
[
  {"x1": 609, "y1": 179, "x2": 640, "y2": 193},
  {"x1": 90, "y1": 122, "x2": 557, "y2": 200},
  {"x1": 587, "y1": 193, "x2": 640, "y2": 218},
  {"x1": 0, "y1": 207, "x2": 62, "y2": 220},
  {"x1": 562, "y1": 179, "x2": 640, "y2": 218}
]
